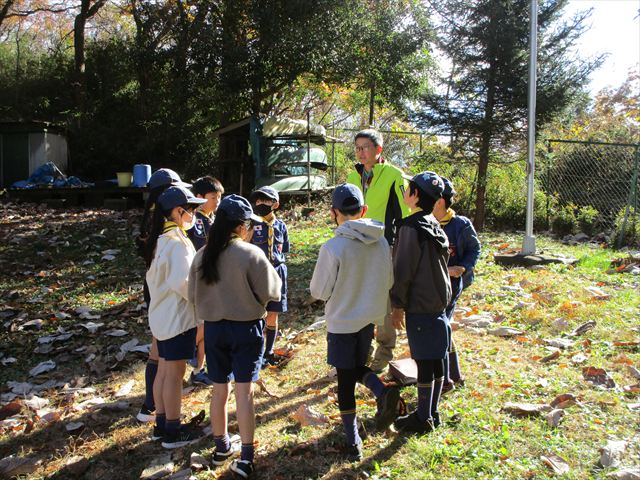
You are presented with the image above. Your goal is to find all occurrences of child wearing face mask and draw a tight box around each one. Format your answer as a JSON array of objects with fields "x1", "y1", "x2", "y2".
[
  {"x1": 144, "y1": 185, "x2": 207, "y2": 448},
  {"x1": 249, "y1": 186, "x2": 290, "y2": 368},
  {"x1": 189, "y1": 195, "x2": 282, "y2": 478}
]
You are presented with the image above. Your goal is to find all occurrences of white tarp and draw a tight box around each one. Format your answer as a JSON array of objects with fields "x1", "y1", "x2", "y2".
[{"x1": 262, "y1": 116, "x2": 326, "y2": 138}]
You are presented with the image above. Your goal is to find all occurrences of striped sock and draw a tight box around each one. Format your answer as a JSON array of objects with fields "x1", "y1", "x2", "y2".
[
  {"x1": 214, "y1": 434, "x2": 230, "y2": 452},
  {"x1": 416, "y1": 382, "x2": 434, "y2": 423},
  {"x1": 340, "y1": 410, "x2": 361, "y2": 446},
  {"x1": 241, "y1": 443, "x2": 254, "y2": 462}
]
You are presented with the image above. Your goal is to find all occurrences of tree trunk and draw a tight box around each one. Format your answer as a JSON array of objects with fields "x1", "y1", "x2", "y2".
[{"x1": 368, "y1": 82, "x2": 375, "y2": 126}]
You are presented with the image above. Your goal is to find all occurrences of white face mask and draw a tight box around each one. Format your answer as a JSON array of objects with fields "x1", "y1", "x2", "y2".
[{"x1": 181, "y1": 209, "x2": 195, "y2": 230}]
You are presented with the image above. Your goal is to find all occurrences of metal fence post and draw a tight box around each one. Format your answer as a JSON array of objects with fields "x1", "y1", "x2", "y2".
[{"x1": 617, "y1": 145, "x2": 640, "y2": 248}]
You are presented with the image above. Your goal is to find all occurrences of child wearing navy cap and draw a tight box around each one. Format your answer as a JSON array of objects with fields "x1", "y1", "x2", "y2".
[
  {"x1": 136, "y1": 168, "x2": 192, "y2": 423},
  {"x1": 249, "y1": 186, "x2": 290, "y2": 367},
  {"x1": 189, "y1": 194, "x2": 282, "y2": 479},
  {"x1": 391, "y1": 172, "x2": 452, "y2": 434},
  {"x1": 433, "y1": 177, "x2": 480, "y2": 393},
  {"x1": 145, "y1": 185, "x2": 207, "y2": 448},
  {"x1": 310, "y1": 183, "x2": 398, "y2": 460},
  {"x1": 187, "y1": 176, "x2": 225, "y2": 386}
]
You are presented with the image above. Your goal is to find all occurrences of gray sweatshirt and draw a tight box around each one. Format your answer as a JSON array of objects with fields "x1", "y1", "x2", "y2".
[
  {"x1": 188, "y1": 238, "x2": 282, "y2": 322},
  {"x1": 310, "y1": 219, "x2": 394, "y2": 334}
]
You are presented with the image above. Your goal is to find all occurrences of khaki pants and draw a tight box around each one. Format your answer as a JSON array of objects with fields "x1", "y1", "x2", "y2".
[{"x1": 372, "y1": 311, "x2": 396, "y2": 369}]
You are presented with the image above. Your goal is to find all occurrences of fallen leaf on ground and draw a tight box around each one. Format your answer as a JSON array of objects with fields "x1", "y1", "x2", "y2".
[
  {"x1": 540, "y1": 350, "x2": 561, "y2": 363},
  {"x1": 543, "y1": 338, "x2": 575, "y2": 349},
  {"x1": 29, "y1": 360, "x2": 56, "y2": 377},
  {"x1": 627, "y1": 365, "x2": 640, "y2": 380},
  {"x1": 115, "y1": 380, "x2": 135, "y2": 398},
  {"x1": 502, "y1": 402, "x2": 551, "y2": 417},
  {"x1": 583, "y1": 366, "x2": 616, "y2": 389},
  {"x1": 570, "y1": 320, "x2": 596, "y2": 336},
  {"x1": 546, "y1": 409, "x2": 565, "y2": 427},
  {"x1": 550, "y1": 393, "x2": 577, "y2": 409},
  {"x1": 541, "y1": 454, "x2": 570, "y2": 474},
  {"x1": 584, "y1": 286, "x2": 610, "y2": 300},
  {"x1": 488, "y1": 326, "x2": 524, "y2": 337},
  {"x1": 105, "y1": 329, "x2": 128, "y2": 337},
  {"x1": 606, "y1": 467, "x2": 640, "y2": 479},
  {"x1": 599, "y1": 440, "x2": 626, "y2": 468},
  {"x1": 24, "y1": 395, "x2": 49, "y2": 410},
  {"x1": 0, "y1": 455, "x2": 40, "y2": 478},
  {"x1": 65, "y1": 421, "x2": 84, "y2": 432},
  {"x1": 0, "y1": 401, "x2": 22, "y2": 420},
  {"x1": 570, "y1": 353, "x2": 588, "y2": 365},
  {"x1": 292, "y1": 404, "x2": 329, "y2": 426}
]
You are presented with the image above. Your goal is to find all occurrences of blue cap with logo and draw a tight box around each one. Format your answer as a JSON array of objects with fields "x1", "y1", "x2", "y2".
[
  {"x1": 251, "y1": 185, "x2": 279, "y2": 203},
  {"x1": 158, "y1": 185, "x2": 206, "y2": 211},
  {"x1": 408, "y1": 171, "x2": 445, "y2": 200},
  {"x1": 441, "y1": 177, "x2": 456, "y2": 198},
  {"x1": 332, "y1": 183, "x2": 364, "y2": 211},
  {"x1": 148, "y1": 168, "x2": 191, "y2": 189},
  {"x1": 218, "y1": 194, "x2": 262, "y2": 223}
]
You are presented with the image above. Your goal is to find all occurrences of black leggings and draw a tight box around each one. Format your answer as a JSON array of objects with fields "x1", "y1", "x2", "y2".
[
  {"x1": 336, "y1": 366, "x2": 373, "y2": 412},
  {"x1": 416, "y1": 359, "x2": 444, "y2": 384}
]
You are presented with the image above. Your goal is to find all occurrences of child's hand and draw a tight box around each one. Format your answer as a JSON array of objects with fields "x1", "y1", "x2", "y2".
[
  {"x1": 448, "y1": 266, "x2": 466, "y2": 278},
  {"x1": 391, "y1": 308, "x2": 405, "y2": 330}
]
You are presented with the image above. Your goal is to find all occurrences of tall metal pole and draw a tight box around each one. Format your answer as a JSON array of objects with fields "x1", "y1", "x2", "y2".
[
  {"x1": 522, "y1": 0, "x2": 537, "y2": 255},
  {"x1": 306, "y1": 110, "x2": 312, "y2": 206}
]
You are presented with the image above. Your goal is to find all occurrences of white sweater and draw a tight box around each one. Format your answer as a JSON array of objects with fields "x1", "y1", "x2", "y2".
[
  {"x1": 146, "y1": 228, "x2": 197, "y2": 341},
  {"x1": 310, "y1": 219, "x2": 393, "y2": 334}
]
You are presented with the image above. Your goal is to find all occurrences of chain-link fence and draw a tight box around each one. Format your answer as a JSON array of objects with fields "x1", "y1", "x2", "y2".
[{"x1": 543, "y1": 139, "x2": 640, "y2": 244}]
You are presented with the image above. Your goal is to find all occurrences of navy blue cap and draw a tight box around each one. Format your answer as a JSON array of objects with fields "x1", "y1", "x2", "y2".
[
  {"x1": 332, "y1": 183, "x2": 364, "y2": 211},
  {"x1": 251, "y1": 185, "x2": 279, "y2": 203},
  {"x1": 407, "y1": 171, "x2": 444, "y2": 200},
  {"x1": 441, "y1": 177, "x2": 456, "y2": 198},
  {"x1": 157, "y1": 186, "x2": 206, "y2": 211},
  {"x1": 218, "y1": 194, "x2": 262, "y2": 223},
  {"x1": 148, "y1": 168, "x2": 191, "y2": 189}
]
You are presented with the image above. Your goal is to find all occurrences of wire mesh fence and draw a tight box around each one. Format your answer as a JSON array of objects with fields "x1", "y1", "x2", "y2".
[{"x1": 542, "y1": 139, "x2": 639, "y2": 243}]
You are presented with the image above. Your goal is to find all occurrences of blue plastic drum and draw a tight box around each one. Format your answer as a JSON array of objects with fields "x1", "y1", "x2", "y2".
[{"x1": 133, "y1": 164, "x2": 152, "y2": 187}]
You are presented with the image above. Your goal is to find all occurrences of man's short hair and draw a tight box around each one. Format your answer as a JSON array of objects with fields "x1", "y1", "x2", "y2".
[
  {"x1": 191, "y1": 176, "x2": 224, "y2": 196},
  {"x1": 354, "y1": 128, "x2": 383, "y2": 148}
]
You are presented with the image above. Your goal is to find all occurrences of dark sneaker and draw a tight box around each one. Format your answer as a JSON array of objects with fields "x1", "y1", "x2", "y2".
[
  {"x1": 261, "y1": 353, "x2": 280, "y2": 369},
  {"x1": 432, "y1": 411, "x2": 441, "y2": 428},
  {"x1": 344, "y1": 442, "x2": 363, "y2": 461},
  {"x1": 394, "y1": 411, "x2": 435, "y2": 434},
  {"x1": 375, "y1": 387, "x2": 400, "y2": 430},
  {"x1": 161, "y1": 426, "x2": 203, "y2": 449},
  {"x1": 229, "y1": 459, "x2": 254, "y2": 478},
  {"x1": 136, "y1": 404, "x2": 155, "y2": 423},
  {"x1": 151, "y1": 425, "x2": 164, "y2": 441},
  {"x1": 191, "y1": 370, "x2": 214, "y2": 386},
  {"x1": 441, "y1": 382, "x2": 455, "y2": 395},
  {"x1": 211, "y1": 434, "x2": 242, "y2": 466}
]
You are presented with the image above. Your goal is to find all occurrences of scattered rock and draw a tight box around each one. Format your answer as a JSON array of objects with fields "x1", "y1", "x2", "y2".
[
  {"x1": 189, "y1": 452, "x2": 209, "y2": 471},
  {"x1": 607, "y1": 467, "x2": 640, "y2": 479},
  {"x1": 140, "y1": 454, "x2": 174, "y2": 480},
  {"x1": 64, "y1": 456, "x2": 89, "y2": 476},
  {"x1": 65, "y1": 421, "x2": 85, "y2": 432},
  {"x1": 541, "y1": 453, "x2": 570, "y2": 474},
  {"x1": 292, "y1": 404, "x2": 329, "y2": 426},
  {"x1": 29, "y1": 360, "x2": 56, "y2": 377},
  {"x1": 0, "y1": 454, "x2": 40, "y2": 478},
  {"x1": 488, "y1": 326, "x2": 524, "y2": 337},
  {"x1": 502, "y1": 402, "x2": 551, "y2": 417}
]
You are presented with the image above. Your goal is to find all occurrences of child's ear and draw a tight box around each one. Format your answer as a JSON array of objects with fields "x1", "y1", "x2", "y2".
[
  {"x1": 361, "y1": 205, "x2": 368, "y2": 217},
  {"x1": 273, "y1": 201, "x2": 280, "y2": 209}
]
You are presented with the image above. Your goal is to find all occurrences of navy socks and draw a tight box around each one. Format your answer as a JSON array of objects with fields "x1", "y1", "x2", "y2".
[
  {"x1": 241, "y1": 443, "x2": 254, "y2": 462},
  {"x1": 361, "y1": 369, "x2": 385, "y2": 398},
  {"x1": 264, "y1": 326, "x2": 277, "y2": 355},
  {"x1": 214, "y1": 434, "x2": 230, "y2": 452},
  {"x1": 144, "y1": 359, "x2": 158, "y2": 410}
]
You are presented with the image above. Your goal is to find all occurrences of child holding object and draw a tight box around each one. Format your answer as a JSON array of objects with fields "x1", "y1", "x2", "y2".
[
  {"x1": 390, "y1": 172, "x2": 452, "y2": 434},
  {"x1": 145, "y1": 185, "x2": 207, "y2": 448},
  {"x1": 189, "y1": 195, "x2": 281, "y2": 479},
  {"x1": 310, "y1": 183, "x2": 398, "y2": 461}
]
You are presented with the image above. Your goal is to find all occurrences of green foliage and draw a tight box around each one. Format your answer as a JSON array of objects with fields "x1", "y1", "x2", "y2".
[
  {"x1": 551, "y1": 203, "x2": 578, "y2": 236},
  {"x1": 576, "y1": 204, "x2": 599, "y2": 235},
  {"x1": 614, "y1": 206, "x2": 640, "y2": 247}
]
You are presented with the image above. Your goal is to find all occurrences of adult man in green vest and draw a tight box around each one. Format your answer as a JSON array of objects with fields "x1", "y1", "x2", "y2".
[{"x1": 346, "y1": 129, "x2": 410, "y2": 372}]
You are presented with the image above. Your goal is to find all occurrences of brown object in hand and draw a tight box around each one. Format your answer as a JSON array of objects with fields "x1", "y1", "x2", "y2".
[{"x1": 388, "y1": 358, "x2": 418, "y2": 385}]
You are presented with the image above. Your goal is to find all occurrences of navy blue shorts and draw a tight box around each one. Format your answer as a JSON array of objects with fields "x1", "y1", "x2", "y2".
[
  {"x1": 157, "y1": 327, "x2": 197, "y2": 361},
  {"x1": 406, "y1": 312, "x2": 449, "y2": 360},
  {"x1": 204, "y1": 319, "x2": 264, "y2": 383},
  {"x1": 327, "y1": 323, "x2": 375, "y2": 369},
  {"x1": 266, "y1": 264, "x2": 287, "y2": 313}
]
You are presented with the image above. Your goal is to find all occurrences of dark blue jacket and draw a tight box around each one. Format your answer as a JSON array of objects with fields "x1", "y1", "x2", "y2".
[
  {"x1": 251, "y1": 218, "x2": 289, "y2": 266},
  {"x1": 187, "y1": 210, "x2": 214, "y2": 251},
  {"x1": 442, "y1": 215, "x2": 480, "y2": 289}
]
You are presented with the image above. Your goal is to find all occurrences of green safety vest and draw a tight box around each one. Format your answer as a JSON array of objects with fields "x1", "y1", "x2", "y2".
[{"x1": 346, "y1": 162, "x2": 410, "y2": 244}]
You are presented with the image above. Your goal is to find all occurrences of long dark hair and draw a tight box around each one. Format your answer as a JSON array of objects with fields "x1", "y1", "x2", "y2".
[
  {"x1": 199, "y1": 209, "x2": 243, "y2": 284},
  {"x1": 136, "y1": 185, "x2": 170, "y2": 257},
  {"x1": 143, "y1": 204, "x2": 170, "y2": 268}
]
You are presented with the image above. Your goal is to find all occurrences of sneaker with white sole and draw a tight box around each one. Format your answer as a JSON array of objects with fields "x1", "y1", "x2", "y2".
[
  {"x1": 191, "y1": 370, "x2": 214, "y2": 386},
  {"x1": 229, "y1": 459, "x2": 254, "y2": 478},
  {"x1": 151, "y1": 425, "x2": 164, "y2": 441},
  {"x1": 161, "y1": 426, "x2": 203, "y2": 449},
  {"x1": 136, "y1": 405, "x2": 155, "y2": 423},
  {"x1": 375, "y1": 387, "x2": 400, "y2": 430},
  {"x1": 211, "y1": 434, "x2": 242, "y2": 466}
]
